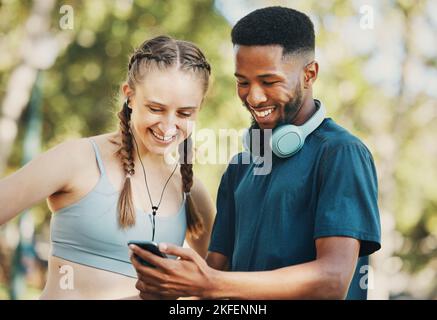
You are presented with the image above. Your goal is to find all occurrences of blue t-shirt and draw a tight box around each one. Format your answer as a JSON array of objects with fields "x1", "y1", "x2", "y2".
[{"x1": 209, "y1": 117, "x2": 381, "y2": 300}]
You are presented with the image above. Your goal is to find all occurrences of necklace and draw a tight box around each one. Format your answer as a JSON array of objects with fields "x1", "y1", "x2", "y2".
[{"x1": 131, "y1": 131, "x2": 178, "y2": 241}]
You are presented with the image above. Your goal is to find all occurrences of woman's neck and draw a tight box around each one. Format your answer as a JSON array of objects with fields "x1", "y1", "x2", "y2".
[{"x1": 134, "y1": 139, "x2": 179, "y2": 170}]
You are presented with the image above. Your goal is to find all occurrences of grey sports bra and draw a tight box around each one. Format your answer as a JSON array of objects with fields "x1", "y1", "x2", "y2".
[{"x1": 50, "y1": 139, "x2": 187, "y2": 278}]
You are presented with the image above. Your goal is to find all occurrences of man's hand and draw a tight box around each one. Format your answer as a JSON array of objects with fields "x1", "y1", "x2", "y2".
[{"x1": 130, "y1": 243, "x2": 218, "y2": 299}]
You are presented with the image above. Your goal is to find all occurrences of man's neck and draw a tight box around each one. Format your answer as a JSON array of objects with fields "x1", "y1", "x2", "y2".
[{"x1": 292, "y1": 95, "x2": 316, "y2": 126}]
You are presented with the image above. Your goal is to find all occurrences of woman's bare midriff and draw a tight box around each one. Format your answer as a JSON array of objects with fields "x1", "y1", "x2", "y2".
[{"x1": 39, "y1": 255, "x2": 140, "y2": 300}]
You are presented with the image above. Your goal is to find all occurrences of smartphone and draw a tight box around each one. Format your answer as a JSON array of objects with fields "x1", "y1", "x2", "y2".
[{"x1": 128, "y1": 240, "x2": 167, "y2": 267}]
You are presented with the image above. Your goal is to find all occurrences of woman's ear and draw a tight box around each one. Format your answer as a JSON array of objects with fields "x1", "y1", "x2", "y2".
[{"x1": 122, "y1": 83, "x2": 135, "y2": 106}]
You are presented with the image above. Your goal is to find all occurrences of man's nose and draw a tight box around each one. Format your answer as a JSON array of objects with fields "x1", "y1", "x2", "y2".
[{"x1": 246, "y1": 85, "x2": 267, "y2": 107}]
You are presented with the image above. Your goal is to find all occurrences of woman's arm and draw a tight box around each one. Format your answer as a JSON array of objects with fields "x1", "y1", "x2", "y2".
[
  {"x1": 184, "y1": 177, "x2": 215, "y2": 259},
  {"x1": 0, "y1": 139, "x2": 87, "y2": 225}
]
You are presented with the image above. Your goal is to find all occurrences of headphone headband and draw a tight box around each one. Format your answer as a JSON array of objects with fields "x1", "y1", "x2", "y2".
[{"x1": 300, "y1": 99, "x2": 326, "y2": 137}]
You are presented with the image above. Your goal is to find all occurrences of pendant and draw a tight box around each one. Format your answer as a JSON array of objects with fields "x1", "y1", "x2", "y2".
[{"x1": 152, "y1": 206, "x2": 158, "y2": 216}]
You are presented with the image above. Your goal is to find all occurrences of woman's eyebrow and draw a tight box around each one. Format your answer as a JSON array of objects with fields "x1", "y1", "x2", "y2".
[
  {"x1": 146, "y1": 100, "x2": 197, "y2": 109},
  {"x1": 145, "y1": 100, "x2": 166, "y2": 107}
]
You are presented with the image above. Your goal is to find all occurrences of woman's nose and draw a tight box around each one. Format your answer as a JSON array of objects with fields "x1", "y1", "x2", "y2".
[{"x1": 159, "y1": 115, "x2": 178, "y2": 135}]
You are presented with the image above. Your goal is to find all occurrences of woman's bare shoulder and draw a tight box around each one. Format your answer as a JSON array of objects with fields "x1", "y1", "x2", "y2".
[
  {"x1": 48, "y1": 133, "x2": 118, "y2": 177},
  {"x1": 50, "y1": 137, "x2": 94, "y2": 165},
  {"x1": 89, "y1": 132, "x2": 121, "y2": 156}
]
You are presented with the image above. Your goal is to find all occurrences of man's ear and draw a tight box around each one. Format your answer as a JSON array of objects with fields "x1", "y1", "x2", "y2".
[{"x1": 303, "y1": 61, "x2": 319, "y2": 89}]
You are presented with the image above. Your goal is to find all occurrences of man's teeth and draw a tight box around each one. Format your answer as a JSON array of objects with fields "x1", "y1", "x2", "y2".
[
  {"x1": 253, "y1": 107, "x2": 275, "y2": 118},
  {"x1": 151, "y1": 130, "x2": 175, "y2": 141}
]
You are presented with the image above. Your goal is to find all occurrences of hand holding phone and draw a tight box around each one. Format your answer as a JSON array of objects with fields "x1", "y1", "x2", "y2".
[{"x1": 128, "y1": 240, "x2": 167, "y2": 267}]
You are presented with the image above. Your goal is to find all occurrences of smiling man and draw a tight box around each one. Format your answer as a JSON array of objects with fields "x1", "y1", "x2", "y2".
[{"x1": 130, "y1": 6, "x2": 381, "y2": 300}]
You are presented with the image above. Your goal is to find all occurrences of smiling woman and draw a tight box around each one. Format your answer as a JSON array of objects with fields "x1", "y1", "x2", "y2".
[{"x1": 0, "y1": 35, "x2": 215, "y2": 299}]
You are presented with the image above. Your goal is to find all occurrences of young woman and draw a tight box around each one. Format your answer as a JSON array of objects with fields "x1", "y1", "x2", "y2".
[{"x1": 0, "y1": 35, "x2": 215, "y2": 299}]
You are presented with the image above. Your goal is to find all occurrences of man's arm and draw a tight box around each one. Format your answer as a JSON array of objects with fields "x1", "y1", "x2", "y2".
[
  {"x1": 206, "y1": 252, "x2": 229, "y2": 271},
  {"x1": 131, "y1": 236, "x2": 359, "y2": 299},
  {"x1": 209, "y1": 237, "x2": 359, "y2": 299}
]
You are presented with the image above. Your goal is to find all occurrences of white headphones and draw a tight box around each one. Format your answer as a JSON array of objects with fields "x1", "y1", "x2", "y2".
[{"x1": 243, "y1": 100, "x2": 326, "y2": 158}]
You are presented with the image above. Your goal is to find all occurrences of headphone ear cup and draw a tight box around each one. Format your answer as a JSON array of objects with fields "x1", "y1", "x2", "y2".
[{"x1": 271, "y1": 125, "x2": 304, "y2": 158}]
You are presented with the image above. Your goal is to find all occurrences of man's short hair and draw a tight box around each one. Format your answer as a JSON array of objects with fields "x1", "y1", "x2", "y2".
[{"x1": 231, "y1": 6, "x2": 315, "y2": 56}]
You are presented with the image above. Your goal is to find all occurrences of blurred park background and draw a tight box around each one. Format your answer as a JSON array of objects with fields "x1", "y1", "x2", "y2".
[{"x1": 0, "y1": 0, "x2": 436, "y2": 299}]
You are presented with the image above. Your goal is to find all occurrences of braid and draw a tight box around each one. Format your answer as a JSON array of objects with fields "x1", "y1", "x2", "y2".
[
  {"x1": 191, "y1": 59, "x2": 211, "y2": 74},
  {"x1": 128, "y1": 51, "x2": 169, "y2": 72},
  {"x1": 175, "y1": 40, "x2": 211, "y2": 93},
  {"x1": 116, "y1": 101, "x2": 136, "y2": 228},
  {"x1": 128, "y1": 51, "x2": 149, "y2": 71},
  {"x1": 180, "y1": 136, "x2": 193, "y2": 192},
  {"x1": 118, "y1": 103, "x2": 135, "y2": 176},
  {"x1": 179, "y1": 137, "x2": 204, "y2": 238}
]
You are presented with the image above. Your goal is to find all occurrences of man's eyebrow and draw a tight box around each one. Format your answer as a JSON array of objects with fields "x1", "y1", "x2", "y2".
[{"x1": 257, "y1": 73, "x2": 281, "y2": 78}]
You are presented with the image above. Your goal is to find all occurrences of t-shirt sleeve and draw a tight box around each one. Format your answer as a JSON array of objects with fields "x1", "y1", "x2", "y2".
[
  {"x1": 314, "y1": 142, "x2": 381, "y2": 257},
  {"x1": 208, "y1": 165, "x2": 236, "y2": 259}
]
